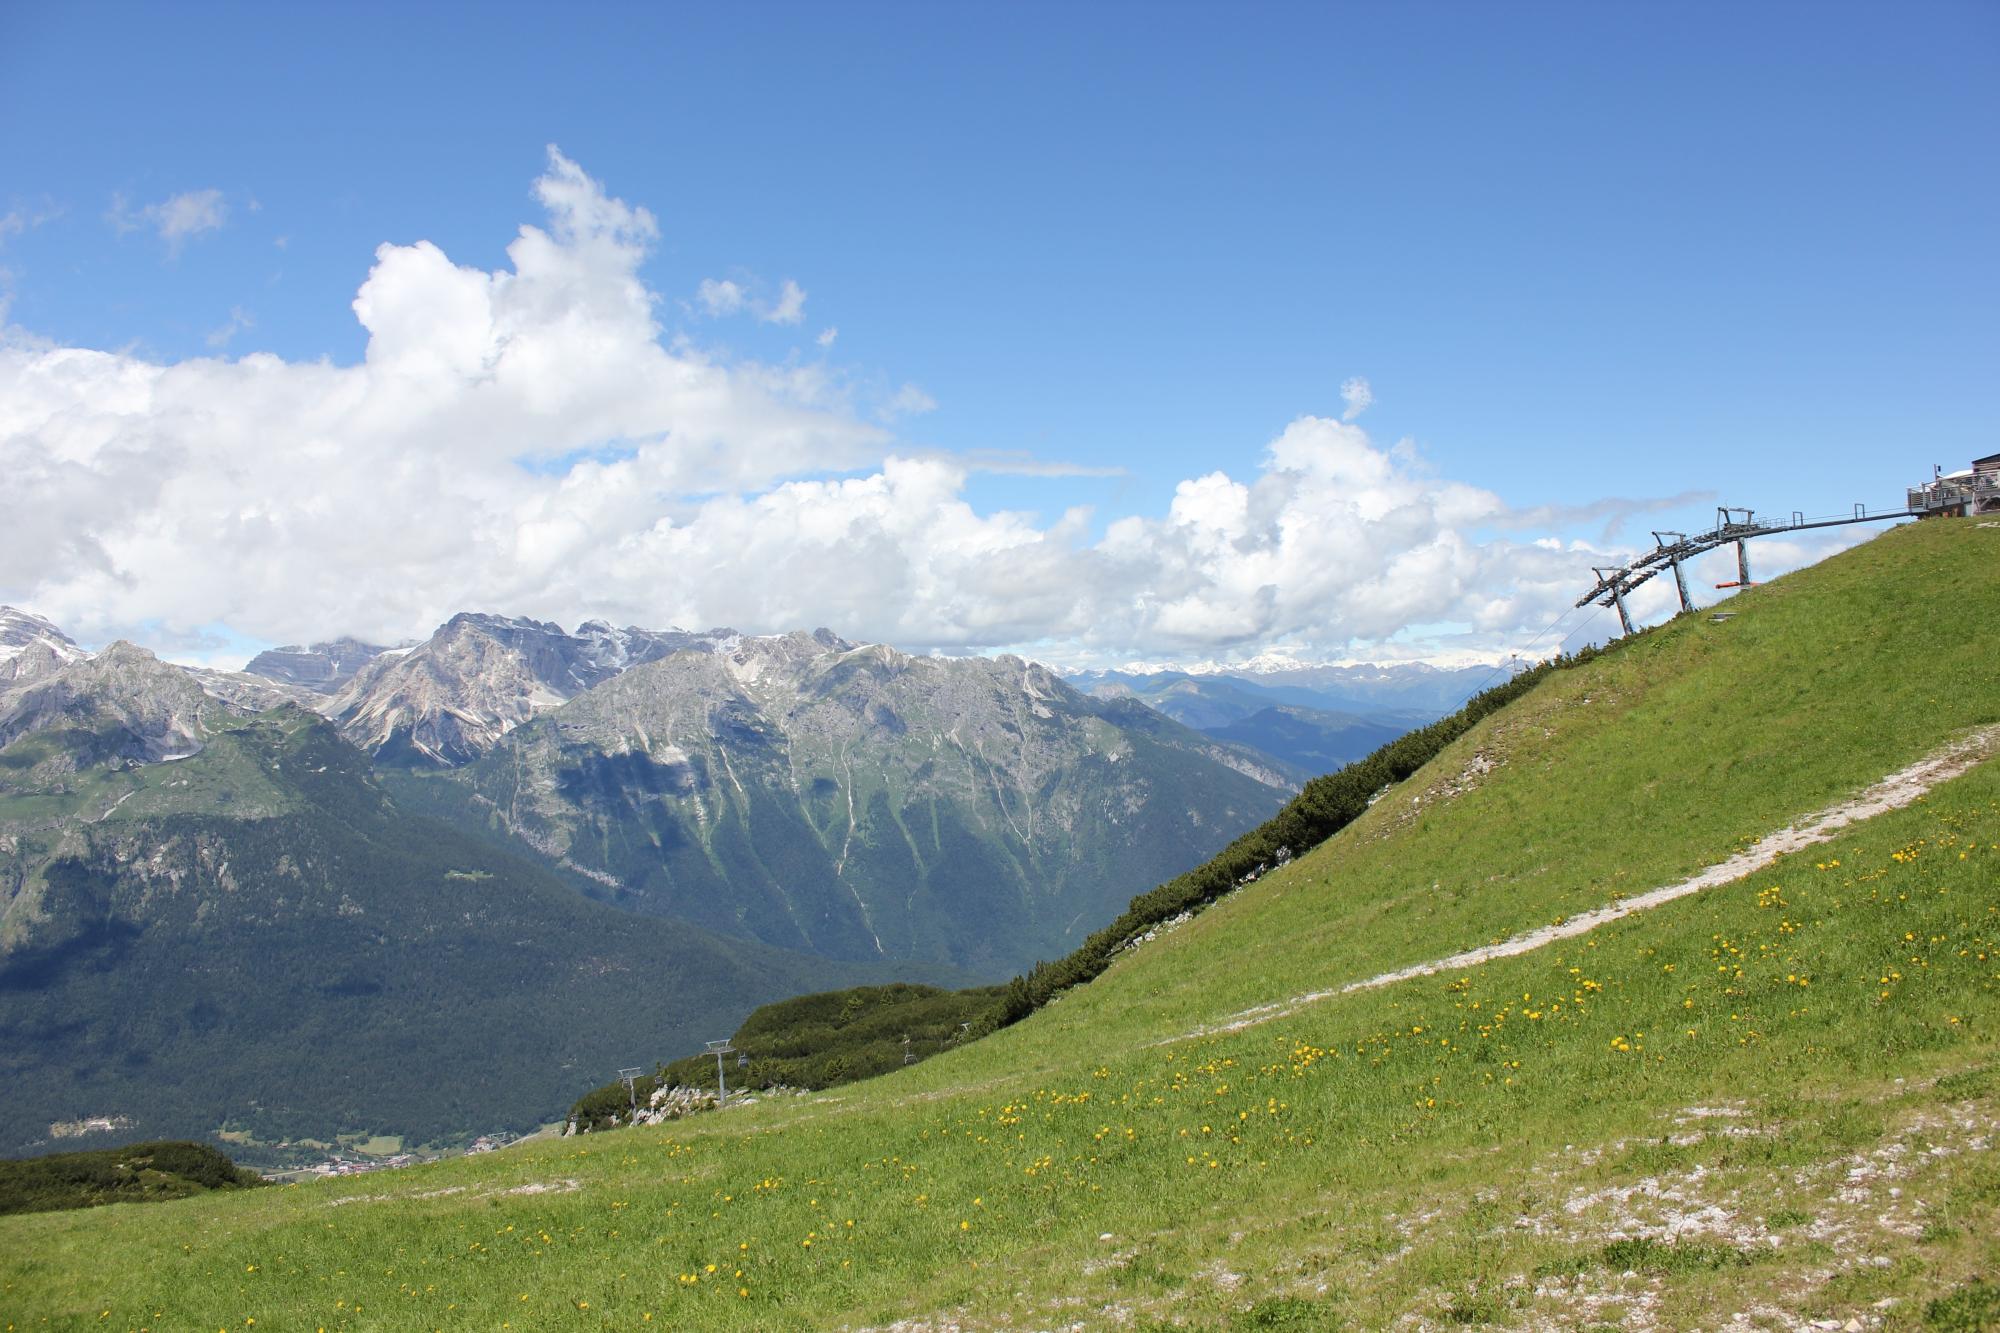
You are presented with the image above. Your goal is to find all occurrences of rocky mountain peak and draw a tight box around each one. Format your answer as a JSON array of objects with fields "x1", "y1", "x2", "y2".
[
  {"x1": 447, "y1": 627, "x2": 1294, "y2": 970},
  {"x1": 573, "y1": 619, "x2": 739, "y2": 675},
  {"x1": 90, "y1": 639, "x2": 161, "y2": 669},
  {"x1": 441, "y1": 610, "x2": 565, "y2": 640},
  {"x1": 330, "y1": 612, "x2": 741, "y2": 765},
  {"x1": 242, "y1": 636, "x2": 393, "y2": 691},
  {"x1": 0, "y1": 606, "x2": 88, "y2": 689},
  {"x1": 0, "y1": 606, "x2": 80, "y2": 653},
  {"x1": 0, "y1": 637, "x2": 238, "y2": 772}
]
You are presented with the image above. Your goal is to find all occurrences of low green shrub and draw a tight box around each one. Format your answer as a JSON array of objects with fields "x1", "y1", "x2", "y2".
[{"x1": 0, "y1": 1141, "x2": 263, "y2": 1216}]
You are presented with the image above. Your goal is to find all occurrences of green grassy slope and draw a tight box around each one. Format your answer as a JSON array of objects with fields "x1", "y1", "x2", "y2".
[
  {"x1": 1003, "y1": 516, "x2": 1996, "y2": 1053},
  {"x1": 2, "y1": 519, "x2": 1996, "y2": 1330}
]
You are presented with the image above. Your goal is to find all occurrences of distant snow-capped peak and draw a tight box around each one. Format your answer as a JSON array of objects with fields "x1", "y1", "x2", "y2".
[
  {"x1": 1095, "y1": 649, "x2": 1504, "y2": 677},
  {"x1": 0, "y1": 606, "x2": 89, "y2": 674}
]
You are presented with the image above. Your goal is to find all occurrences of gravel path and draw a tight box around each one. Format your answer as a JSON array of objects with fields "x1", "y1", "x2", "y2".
[{"x1": 1170, "y1": 723, "x2": 2000, "y2": 1043}]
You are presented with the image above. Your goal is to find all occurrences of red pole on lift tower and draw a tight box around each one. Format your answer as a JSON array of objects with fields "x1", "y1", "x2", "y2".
[{"x1": 1716, "y1": 539, "x2": 1755, "y2": 590}]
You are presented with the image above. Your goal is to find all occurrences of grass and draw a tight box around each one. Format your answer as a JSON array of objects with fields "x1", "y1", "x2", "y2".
[
  {"x1": 1598, "y1": 1236, "x2": 1758, "y2": 1275},
  {"x1": 1, "y1": 518, "x2": 1997, "y2": 1329},
  {"x1": 1927, "y1": 1279, "x2": 2000, "y2": 1331}
]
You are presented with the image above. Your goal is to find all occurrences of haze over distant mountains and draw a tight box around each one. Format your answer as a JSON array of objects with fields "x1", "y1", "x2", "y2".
[
  {"x1": 1067, "y1": 659, "x2": 1498, "y2": 718},
  {"x1": 1067, "y1": 661, "x2": 1496, "y2": 774},
  {"x1": 220, "y1": 611, "x2": 1492, "y2": 782},
  {"x1": 0, "y1": 698, "x2": 900, "y2": 1160}
]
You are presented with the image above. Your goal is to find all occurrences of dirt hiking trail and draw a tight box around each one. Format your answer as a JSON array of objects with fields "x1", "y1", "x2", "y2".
[{"x1": 1169, "y1": 723, "x2": 2000, "y2": 1044}]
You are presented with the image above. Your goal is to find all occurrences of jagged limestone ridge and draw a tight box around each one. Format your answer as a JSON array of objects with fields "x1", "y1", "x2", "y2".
[
  {"x1": 444, "y1": 631, "x2": 1292, "y2": 971},
  {"x1": 0, "y1": 641, "x2": 241, "y2": 768},
  {"x1": 329, "y1": 612, "x2": 738, "y2": 764}
]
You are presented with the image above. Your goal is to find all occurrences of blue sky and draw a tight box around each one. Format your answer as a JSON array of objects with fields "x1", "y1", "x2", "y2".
[{"x1": 1, "y1": 2, "x2": 1993, "y2": 667}]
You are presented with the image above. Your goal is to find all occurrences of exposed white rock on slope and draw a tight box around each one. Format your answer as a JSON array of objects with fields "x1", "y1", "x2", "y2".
[
  {"x1": 448, "y1": 628, "x2": 1292, "y2": 968},
  {"x1": 0, "y1": 639, "x2": 243, "y2": 767},
  {"x1": 241, "y1": 637, "x2": 394, "y2": 692},
  {"x1": 186, "y1": 667, "x2": 332, "y2": 714},
  {"x1": 330, "y1": 612, "x2": 738, "y2": 764}
]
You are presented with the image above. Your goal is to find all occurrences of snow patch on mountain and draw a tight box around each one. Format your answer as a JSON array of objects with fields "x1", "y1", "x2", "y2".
[{"x1": 0, "y1": 606, "x2": 89, "y2": 684}]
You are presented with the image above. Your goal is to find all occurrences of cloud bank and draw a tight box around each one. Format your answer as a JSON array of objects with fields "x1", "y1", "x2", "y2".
[{"x1": 0, "y1": 148, "x2": 1856, "y2": 667}]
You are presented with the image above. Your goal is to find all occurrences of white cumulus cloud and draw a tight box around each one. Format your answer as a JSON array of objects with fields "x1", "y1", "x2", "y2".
[
  {"x1": 0, "y1": 149, "x2": 1787, "y2": 668},
  {"x1": 695, "y1": 274, "x2": 808, "y2": 326},
  {"x1": 0, "y1": 198, "x2": 64, "y2": 248}
]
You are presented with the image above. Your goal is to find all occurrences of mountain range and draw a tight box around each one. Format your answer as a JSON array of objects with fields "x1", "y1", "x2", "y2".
[
  {"x1": 0, "y1": 701, "x2": 918, "y2": 1161},
  {"x1": 320, "y1": 615, "x2": 737, "y2": 765},
  {"x1": 1067, "y1": 658, "x2": 1498, "y2": 719},
  {"x1": 412, "y1": 630, "x2": 1291, "y2": 972},
  {"x1": 1065, "y1": 662, "x2": 1495, "y2": 773},
  {"x1": 0, "y1": 604, "x2": 1375, "y2": 1156},
  {"x1": 0, "y1": 608, "x2": 88, "y2": 689}
]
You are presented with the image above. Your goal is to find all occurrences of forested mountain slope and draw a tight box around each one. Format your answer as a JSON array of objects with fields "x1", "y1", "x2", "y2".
[
  {"x1": 0, "y1": 708, "x2": 951, "y2": 1160},
  {"x1": 415, "y1": 631, "x2": 1291, "y2": 975}
]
